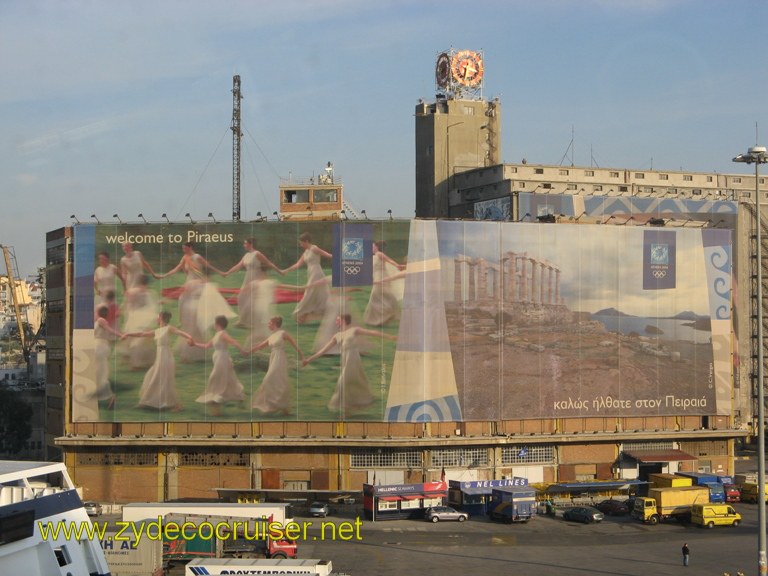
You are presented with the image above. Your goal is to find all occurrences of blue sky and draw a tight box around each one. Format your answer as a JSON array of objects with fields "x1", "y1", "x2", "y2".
[{"x1": 1, "y1": 0, "x2": 766, "y2": 277}]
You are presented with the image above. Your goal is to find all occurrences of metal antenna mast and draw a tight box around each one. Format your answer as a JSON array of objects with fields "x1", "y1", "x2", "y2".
[{"x1": 231, "y1": 75, "x2": 242, "y2": 221}]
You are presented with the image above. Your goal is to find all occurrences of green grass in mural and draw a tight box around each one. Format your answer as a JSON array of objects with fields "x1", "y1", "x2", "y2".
[{"x1": 100, "y1": 269, "x2": 399, "y2": 422}]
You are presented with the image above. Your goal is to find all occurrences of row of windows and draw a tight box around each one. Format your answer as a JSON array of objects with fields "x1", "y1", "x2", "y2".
[
  {"x1": 501, "y1": 445, "x2": 555, "y2": 464},
  {"x1": 178, "y1": 451, "x2": 249, "y2": 467},
  {"x1": 622, "y1": 441, "x2": 673, "y2": 452},
  {"x1": 350, "y1": 449, "x2": 421, "y2": 469},
  {"x1": 517, "y1": 166, "x2": 719, "y2": 183},
  {"x1": 70, "y1": 444, "x2": 560, "y2": 469},
  {"x1": 75, "y1": 450, "x2": 252, "y2": 467},
  {"x1": 432, "y1": 447, "x2": 489, "y2": 467},
  {"x1": 76, "y1": 451, "x2": 158, "y2": 466}
]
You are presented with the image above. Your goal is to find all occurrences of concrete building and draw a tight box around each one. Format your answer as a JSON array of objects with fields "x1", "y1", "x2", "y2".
[{"x1": 46, "y1": 50, "x2": 758, "y2": 503}]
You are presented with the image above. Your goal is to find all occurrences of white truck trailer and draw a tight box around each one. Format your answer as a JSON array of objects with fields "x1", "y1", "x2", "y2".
[{"x1": 185, "y1": 558, "x2": 334, "y2": 575}]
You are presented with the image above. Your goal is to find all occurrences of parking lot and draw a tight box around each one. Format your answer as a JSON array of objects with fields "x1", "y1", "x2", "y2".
[{"x1": 297, "y1": 502, "x2": 757, "y2": 576}]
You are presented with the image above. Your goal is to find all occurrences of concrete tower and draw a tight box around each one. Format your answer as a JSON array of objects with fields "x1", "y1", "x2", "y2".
[{"x1": 415, "y1": 49, "x2": 502, "y2": 218}]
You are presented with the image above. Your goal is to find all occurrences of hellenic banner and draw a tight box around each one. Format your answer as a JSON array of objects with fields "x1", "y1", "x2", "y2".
[{"x1": 70, "y1": 220, "x2": 731, "y2": 423}]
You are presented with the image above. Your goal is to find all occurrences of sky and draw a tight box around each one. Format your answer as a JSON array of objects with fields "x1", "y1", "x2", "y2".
[{"x1": 1, "y1": 0, "x2": 766, "y2": 278}]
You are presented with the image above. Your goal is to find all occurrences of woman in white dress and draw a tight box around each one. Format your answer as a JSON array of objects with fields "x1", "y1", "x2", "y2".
[
  {"x1": 157, "y1": 242, "x2": 223, "y2": 362},
  {"x1": 190, "y1": 316, "x2": 247, "y2": 416},
  {"x1": 120, "y1": 242, "x2": 156, "y2": 290},
  {"x1": 364, "y1": 241, "x2": 405, "y2": 326},
  {"x1": 124, "y1": 311, "x2": 190, "y2": 411},
  {"x1": 304, "y1": 314, "x2": 396, "y2": 415},
  {"x1": 94, "y1": 252, "x2": 125, "y2": 310},
  {"x1": 282, "y1": 232, "x2": 332, "y2": 324},
  {"x1": 250, "y1": 316, "x2": 303, "y2": 415},
  {"x1": 223, "y1": 238, "x2": 282, "y2": 330},
  {"x1": 93, "y1": 305, "x2": 123, "y2": 409},
  {"x1": 120, "y1": 274, "x2": 159, "y2": 369}
]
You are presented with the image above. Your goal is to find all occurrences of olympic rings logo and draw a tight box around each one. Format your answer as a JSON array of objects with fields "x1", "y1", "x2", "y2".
[
  {"x1": 652, "y1": 270, "x2": 667, "y2": 279},
  {"x1": 344, "y1": 265, "x2": 361, "y2": 275}
]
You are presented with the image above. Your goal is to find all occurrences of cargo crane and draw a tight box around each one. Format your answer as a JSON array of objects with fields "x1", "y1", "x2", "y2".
[{"x1": 1, "y1": 245, "x2": 40, "y2": 375}]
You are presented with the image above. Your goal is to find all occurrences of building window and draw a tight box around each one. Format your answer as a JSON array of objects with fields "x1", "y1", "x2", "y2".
[
  {"x1": 559, "y1": 169, "x2": 569, "y2": 176},
  {"x1": 692, "y1": 189, "x2": 702, "y2": 196},
  {"x1": 593, "y1": 185, "x2": 603, "y2": 192},
  {"x1": 584, "y1": 170, "x2": 595, "y2": 177},
  {"x1": 534, "y1": 168, "x2": 544, "y2": 175},
  {"x1": 463, "y1": 106, "x2": 475, "y2": 115},
  {"x1": 501, "y1": 445, "x2": 555, "y2": 465},
  {"x1": 431, "y1": 448, "x2": 488, "y2": 468},
  {"x1": 683, "y1": 175, "x2": 693, "y2": 181},
  {"x1": 76, "y1": 449, "x2": 158, "y2": 467},
  {"x1": 179, "y1": 450, "x2": 249, "y2": 467},
  {"x1": 659, "y1": 174, "x2": 669, "y2": 181},
  {"x1": 609, "y1": 172, "x2": 620, "y2": 178},
  {"x1": 623, "y1": 441, "x2": 673, "y2": 452},
  {"x1": 634, "y1": 173, "x2": 645, "y2": 179},
  {"x1": 707, "y1": 176, "x2": 713, "y2": 182},
  {"x1": 619, "y1": 186, "x2": 629, "y2": 192},
  {"x1": 351, "y1": 449, "x2": 421, "y2": 468},
  {"x1": 733, "y1": 177, "x2": 742, "y2": 183},
  {"x1": 518, "y1": 181, "x2": 527, "y2": 188},
  {"x1": 566, "y1": 184, "x2": 577, "y2": 190},
  {"x1": 509, "y1": 167, "x2": 517, "y2": 173}
]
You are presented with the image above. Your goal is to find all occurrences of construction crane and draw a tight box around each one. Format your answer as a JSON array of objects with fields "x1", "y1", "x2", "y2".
[
  {"x1": 1, "y1": 245, "x2": 29, "y2": 364},
  {"x1": 231, "y1": 74, "x2": 243, "y2": 222}
]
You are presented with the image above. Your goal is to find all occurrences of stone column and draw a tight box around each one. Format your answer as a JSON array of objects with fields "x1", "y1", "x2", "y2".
[{"x1": 520, "y1": 255, "x2": 529, "y2": 302}]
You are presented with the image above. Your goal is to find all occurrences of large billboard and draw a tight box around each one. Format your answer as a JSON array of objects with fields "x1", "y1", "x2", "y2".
[{"x1": 71, "y1": 220, "x2": 732, "y2": 423}]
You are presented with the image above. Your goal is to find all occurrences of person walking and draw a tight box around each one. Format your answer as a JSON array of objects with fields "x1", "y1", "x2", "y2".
[{"x1": 682, "y1": 543, "x2": 690, "y2": 566}]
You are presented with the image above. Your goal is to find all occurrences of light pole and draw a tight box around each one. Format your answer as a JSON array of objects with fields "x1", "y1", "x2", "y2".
[{"x1": 733, "y1": 145, "x2": 768, "y2": 575}]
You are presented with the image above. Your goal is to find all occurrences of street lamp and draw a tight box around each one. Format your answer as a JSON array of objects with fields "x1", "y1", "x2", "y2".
[{"x1": 733, "y1": 144, "x2": 768, "y2": 576}]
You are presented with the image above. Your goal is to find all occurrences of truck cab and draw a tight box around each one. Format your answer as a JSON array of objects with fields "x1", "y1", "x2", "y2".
[{"x1": 724, "y1": 484, "x2": 741, "y2": 503}]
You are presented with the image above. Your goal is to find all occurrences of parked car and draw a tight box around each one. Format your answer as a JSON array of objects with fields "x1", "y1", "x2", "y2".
[
  {"x1": 562, "y1": 506, "x2": 604, "y2": 524},
  {"x1": 595, "y1": 499, "x2": 629, "y2": 516},
  {"x1": 309, "y1": 502, "x2": 330, "y2": 518},
  {"x1": 424, "y1": 506, "x2": 468, "y2": 523},
  {"x1": 83, "y1": 501, "x2": 102, "y2": 517}
]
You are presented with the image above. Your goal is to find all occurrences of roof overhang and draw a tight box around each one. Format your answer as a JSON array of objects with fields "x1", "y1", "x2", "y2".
[{"x1": 623, "y1": 449, "x2": 697, "y2": 463}]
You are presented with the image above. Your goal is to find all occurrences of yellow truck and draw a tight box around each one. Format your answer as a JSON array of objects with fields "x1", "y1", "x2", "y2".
[
  {"x1": 648, "y1": 473, "x2": 693, "y2": 488},
  {"x1": 632, "y1": 486, "x2": 710, "y2": 525},
  {"x1": 690, "y1": 503, "x2": 741, "y2": 528},
  {"x1": 740, "y1": 482, "x2": 768, "y2": 504}
]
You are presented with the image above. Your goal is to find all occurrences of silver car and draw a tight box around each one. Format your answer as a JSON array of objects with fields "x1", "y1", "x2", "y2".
[
  {"x1": 425, "y1": 505, "x2": 468, "y2": 523},
  {"x1": 83, "y1": 501, "x2": 102, "y2": 517},
  {"x1": 562, "y1": 506, "x2": 604, "y2": 524},
  {"x1": 309, "y1": 501, "x2": 330, "y2": 518}
]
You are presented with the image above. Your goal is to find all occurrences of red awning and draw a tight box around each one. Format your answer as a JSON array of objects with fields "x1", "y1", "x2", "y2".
[
  {"x1": 378, "y1": 496, "x2": 402, "y2": 501},
  {"x1": 400, "y1": 494, "x2": 423, "y2": 501},
  {"x1": 624, "y1": 449, "x2": 697, "y2": 463}
]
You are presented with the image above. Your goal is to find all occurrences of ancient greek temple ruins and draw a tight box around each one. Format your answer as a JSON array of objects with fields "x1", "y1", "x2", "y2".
[{"x1": 453, "y1": 252, "x2": 562, "y2": 306}]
